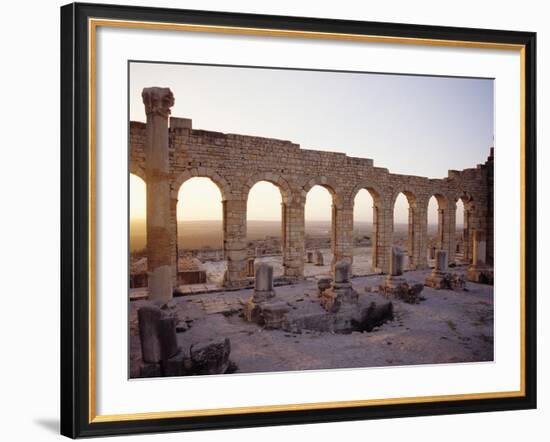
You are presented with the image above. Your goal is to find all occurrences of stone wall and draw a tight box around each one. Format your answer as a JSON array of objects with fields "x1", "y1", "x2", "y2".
[{"x1": 130, "y1": 104, "x2": 493, "y2": 289}]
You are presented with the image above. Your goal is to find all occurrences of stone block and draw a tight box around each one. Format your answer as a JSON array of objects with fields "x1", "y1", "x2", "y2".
[{"x1": 190, "y1": 337, "x2": 231, "y2": 375}]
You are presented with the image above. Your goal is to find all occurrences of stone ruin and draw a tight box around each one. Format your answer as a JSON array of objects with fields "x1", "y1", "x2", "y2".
[
  {"x1": 314, "y1": 250, "x2": 324, "y2": 266},
  {"x1": 424, "y1": 249, "x2": 466, "y2": 290},
  {"x1": 319, "y1": 261, "x2": 358, "y2": 313},
  {"x1": 466, "y1": 229, "x2": 494, "y2": 284},
  {"x1": 131, "y1": 87, "x2": 493, "y2": 297},
  {"x1": 242, "y1": 262, "x2": 393, "y2": 334},
  {"x1": 137, "y1": 301, "x2": 234, "y2": 377},
  {"x1": 379, "y1": 247, "x2": 424, "y2": 304}
]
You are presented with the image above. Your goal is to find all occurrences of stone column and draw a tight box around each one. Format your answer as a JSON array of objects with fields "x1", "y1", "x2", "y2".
[
  {"x1": 253, "y1": 263, "x2": 275, "y2": 302},
  {"x1": 371, "y1": 204, "x2": 380, "y2": 272},
  {"x1": 435, "y1": 249, "x2": 448, "y2": 272},
  {"x1": 332, "y1": 203, "x2": 354, "y2": 276},
  {"x1": 389, "y1": 247, "x2": 405, "y2": 276},
  {"x1": 169, "y1": 195, "x2": 178, "y2": 287},
  {"x1": 446, "y1": 201, "x2": 456, "y2": 264},
  {"x1": 463, "y1": 208, "x2": 472, "y2": 263},
  {"x1": 223, "y1": 198, "x2": 247, "y2": 288},
  {"x1": 283, "y1": 197, "x2": 305, "y2": 278},
  {"x1": 377, "y1": 202, "x2": 393, "y2": 274},
  {"x1": 414, "y1": 203, "x2": 429, "y2": 269},
  {"x1": 407, "y1": 206, "x2": 415, "y2": 267},
  {"x1": 444, "y1": 204, "x2": 457, "y2": 264},
  {"x1": 472, "y1": 229, "x2": 487, "y2": 266},
  {"x1": 142, "y1": 87, "x2": 174, "y2": 302},
  {"x1": 437, "y1": 208, "x2": 445, "y2": 250}
]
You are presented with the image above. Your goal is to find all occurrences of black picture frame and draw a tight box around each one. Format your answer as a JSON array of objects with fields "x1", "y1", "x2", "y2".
[{"x1": 60, "y1": 2, "x2": 537, "y2": 438}]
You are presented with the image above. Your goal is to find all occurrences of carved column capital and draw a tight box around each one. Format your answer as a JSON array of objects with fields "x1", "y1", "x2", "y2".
[{"x1": 142, "y1": 87, "x2": 174, "y2": 118}]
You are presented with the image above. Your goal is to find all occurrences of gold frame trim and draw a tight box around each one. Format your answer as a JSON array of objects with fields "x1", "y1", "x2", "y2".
[{"x1": 88, "y1": 18, "x2": 527, "y2": 424}]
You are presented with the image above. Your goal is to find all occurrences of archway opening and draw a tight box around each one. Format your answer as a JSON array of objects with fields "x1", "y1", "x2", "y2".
[
  {"x1": 392, "y1": 192, "x2": 416, "y2": 270},
  {"x1": 176, "y1": 177, "x2": 226, "y2": 288},
  {"x1": 426, "y1": 194, "x2": 447, "y2": 267},
  {"x1": 455, "y1": 198, "x2": 465, "y2": 262},
  {"x1": 353, "y1": 188, "x2": 376, "y2": 275},
  {"x1": 129, "y1": 174, "x2": 147, "y2": 289},
  {"x1": 304, "y1": 185, "x2": 334, "y2": 278},
  {"x1": 246, "y1": 181, "x2": 284, "y2": 278}
]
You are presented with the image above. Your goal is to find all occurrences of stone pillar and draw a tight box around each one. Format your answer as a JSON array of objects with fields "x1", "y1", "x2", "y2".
[
  {"x1": 389, "y1": 247, "x2": 405, "y2": 276},
  {"x1": 306, "y1": 251, "x2": 314, "y2": 263},
  {"x1": 223, "y1": 198, "x2": 247, "y2": 288},
  {"x1": 414, "y1": 204, "x2": 428, "y2": 269},
  {"x1": 142, "y1": 87, "x2": 174, "y2": 302},
  {"x1": 283, "y1": 197, "x2": 305, "y2": 278},
  {"x1": 437, "y1": 208, "x2": 445, "y2": 250},
  {"x1": 253, "y1": 263, "x2": 275, "y2": 302},
  {"x1": 407, "y1": 206, "x2": 415, "y2": 267},
  {"x1": 247, "y1": 257, "x2": 255, "y2": 277},
  {"x1": 446, "y1": 204, "x2": 457, "y2": 264},
  {"x1": 332, "y1": 204, "x2": 354, "y2": 276},
  {"x1": 472, "y1": 229, "x2": 487, "y2": 266},
  {"x1": 371, "y1": 204, "x2": 380, "y2": 272},
  {"x1": 463, "y1": 208, "x2": 472, "y2": 263},
  {"x1": 169, "y1": 195, "x2": 178, "y2": 287},
  {"x1": 376, "y1": 201, "x2": 393, "y2": 274},
  {"x1": 138, "y1": 304, "x2": 178, "y2": 363},
  {"x1": 314, "y1": 250, "x2": 324, "y2": 266},
  {"x1": 435, "y1": 249, "x2": 448, "y2": 272}
]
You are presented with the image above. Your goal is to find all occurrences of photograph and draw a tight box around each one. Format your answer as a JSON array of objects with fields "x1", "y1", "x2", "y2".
[{"x1": 128, "y1": 61, "x2": 496, "y2": 378}]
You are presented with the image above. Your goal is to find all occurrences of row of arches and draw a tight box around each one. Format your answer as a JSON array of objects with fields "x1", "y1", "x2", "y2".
[{"x1": 130, "y1": 173, "x2": 477, "y2": 288}]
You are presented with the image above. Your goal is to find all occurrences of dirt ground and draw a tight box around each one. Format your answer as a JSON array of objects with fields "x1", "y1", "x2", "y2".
[{"x1": 129, "y1": 265, "x2": 493, "y2": 377}]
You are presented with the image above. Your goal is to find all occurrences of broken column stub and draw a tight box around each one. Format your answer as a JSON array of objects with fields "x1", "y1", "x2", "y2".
[
  {"x1": 467, "y1": 229, "x2": 494, "y2": 284},
  {"x1": 142, "y1": 87, "x2": 175, "y2": 303},
  {"x1": 320, "y1": 261, "x2": 357, "y2": 313},
  {"x1": 425, "y1": 249, "x2": 466, "y2": 290},
  {"x1": 380, "y1": 248, "x2": 424, "y2": 303},
  {"x1": 253, "y1": 263, "x2": 275, "y2": 302},
  {"x1": 435, "y1": 249, "x2": 448, "y2": 272},
  {"x1": 243, "y1": 263, "x2": 290, "y2": 327},
  {"x1": 314, "y1": 250, "x2": 324, "y2": 266},
  {"x1": 138, "y1": 303, "x2": 179, "y2": 364}
]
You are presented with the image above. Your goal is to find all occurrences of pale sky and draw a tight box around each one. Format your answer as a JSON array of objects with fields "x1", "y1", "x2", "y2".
[{"x1": 129, "y1": 62, "x2": 492, "y2": 225}]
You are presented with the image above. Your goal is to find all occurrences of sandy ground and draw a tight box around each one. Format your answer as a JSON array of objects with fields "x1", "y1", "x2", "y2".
[{"x1": 130, "y1": 265, "x2": 493, "y2": 377}]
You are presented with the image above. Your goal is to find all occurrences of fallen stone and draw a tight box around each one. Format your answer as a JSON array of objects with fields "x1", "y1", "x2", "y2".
[{"x1": 190, "y1": 337, "x2": 231, "y2": 375}]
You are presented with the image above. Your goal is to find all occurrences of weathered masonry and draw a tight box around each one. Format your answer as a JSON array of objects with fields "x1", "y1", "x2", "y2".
[{"x1": 133, "y1": 87, "x2": 493, "y2": 298}]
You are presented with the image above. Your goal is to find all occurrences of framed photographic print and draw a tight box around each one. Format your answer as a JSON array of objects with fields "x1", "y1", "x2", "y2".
[{"x1": 60, "y1": 2, "x2": 537, "y2": 438}]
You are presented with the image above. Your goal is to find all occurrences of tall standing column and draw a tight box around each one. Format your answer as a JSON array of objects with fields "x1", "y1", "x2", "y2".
[
  {"x1": 371, "y1": 204, "x2": 380, "y2": 272},
  {"x1": 413, "y1": 204, "x2": 428, "y2": 269},
  {"x1": 463, "y1": 208, "x2": 471, "y2": 263},
  {"x1": 376, "y1": 202, "x2": 393, "y2": 274},
  {"x1": 283, "y1": 197, "x2": 305, "y2": 278},
  {"x1": 407, "y1": 206, "x2": 416, "y2": 268},
  {"x1": 332, "y1": 204, "x2": 354, "y2": 275},
  {"x1": 142, "y1": 87, "x2": 174, "y2": 302},
  {"x1": 444, "y1": 204, "x2": 457, "y2": 264},
  {"x1": 223, "y1": 198, "x2": 248, "y2": 288}
]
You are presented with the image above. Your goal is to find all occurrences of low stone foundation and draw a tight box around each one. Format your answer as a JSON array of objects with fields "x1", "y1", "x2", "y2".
[
  {"x1": 425, "y1": 272, "x2": 466, "y2": 290},
  {"x1": 466, "y1": 266, "x2": 494, "y2": 285}
]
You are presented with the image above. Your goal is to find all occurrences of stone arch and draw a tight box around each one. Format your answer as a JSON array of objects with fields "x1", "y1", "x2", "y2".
[
  {"x1": 171, "y1": 168, "x2": 231, "y2": 201},
  {"x1": 300, "y1": 175, "x2": 344, "y2": 209},
  {"x1": 242, "y1": 172, "x2": 293, "y2": 204},
  {"x1": 389, "y1": 188, "x2": 418, "y2": 209},
  {"x1": 129, "y1": 163, "x2": 146, "y2": 183},
  {"x1": 389, "y1": 188, "x2": 419, "y2": 270},
  {"x1": 349, "y1": 182, "x2": 386, "y2": 274},
  {"x1": 349, "y1": 182, "x2": 384, "y2": 207},
  {"x1": 455, "y1": 191, "x2": 475, "y2": 263}
]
